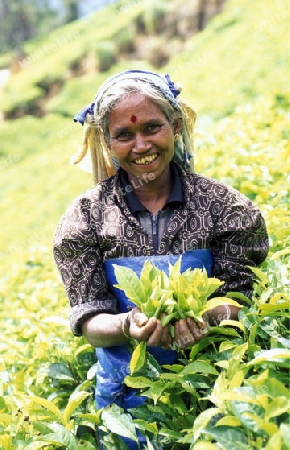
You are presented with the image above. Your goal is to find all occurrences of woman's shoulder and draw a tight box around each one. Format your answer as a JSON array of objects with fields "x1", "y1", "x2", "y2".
[
  {"x1": 59, "y1": 175, "x2": 117, "y2": 222},
  {"x1": 73, "y1": 175, "x2": 117, "y2": 203},
  {"x1": 183, "y1": 170, "x2": 252, "y2": 205},
  {"x1": 183, "y1": 170, "x2": 233, "y2": 192}
]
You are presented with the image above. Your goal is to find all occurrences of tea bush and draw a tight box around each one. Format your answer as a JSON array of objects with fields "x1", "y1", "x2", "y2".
[{"x1": 0, "y1": 0, "x2": 289, "y2": 448}]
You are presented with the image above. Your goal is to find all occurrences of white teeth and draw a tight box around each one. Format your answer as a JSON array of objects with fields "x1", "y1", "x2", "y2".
[{"x1": 135, "y1": 154, "x2": 157, "y2": 165}]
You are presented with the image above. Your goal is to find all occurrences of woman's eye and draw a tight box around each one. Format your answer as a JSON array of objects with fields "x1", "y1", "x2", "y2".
[
  {"x1": 146, "y1": 124, "x2": 161, "y2": 133},
  {"x1": 116, "y1": 132, "x2": 132, "y2": 141}
]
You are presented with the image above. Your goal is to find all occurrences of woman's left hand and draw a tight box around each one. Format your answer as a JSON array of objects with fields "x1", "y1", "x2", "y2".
[{"x1": 173, "y1": 317, "x2": 209, "y2": 350}]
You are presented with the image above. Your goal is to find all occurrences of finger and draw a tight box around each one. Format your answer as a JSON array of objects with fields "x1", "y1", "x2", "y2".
[
  {"x1": 176, "y1": 318, "x2": 190, "y2": 334},
  {"x1": 160, "y1": 313, "x2": 173, "y2": 350},
  {"x1": 174, "y1": 319, "x2": 194, "y2": 349},
  {"x1": 130, "y1": 307, "x2": 148, "y2": 326},
  {"x1": 130, "y1": 316, "x2": 157, "y2": 341},
  {"x1": 159, "y1": 325, "x2": 173, "y2": 349},
  {"x1": 186, "y1": 317, "x2": 208, "y2": 341},
  {"x1": 197, "y1": 319, "x2": 210, "y2": 335},
  {"x1": 186, "y1": 317, "x2": 200, "y2": 338},
  {"x1": 147, "y1": 320, "x2": 164, "y2": 346},
  {"x1": 134, "y1": 312, "x2": 149, "y2": 327}
]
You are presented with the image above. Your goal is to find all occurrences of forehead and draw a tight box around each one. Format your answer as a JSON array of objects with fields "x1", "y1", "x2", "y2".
[{"x1": 108, "y1": 93, "x2": 166, "y2": 127}]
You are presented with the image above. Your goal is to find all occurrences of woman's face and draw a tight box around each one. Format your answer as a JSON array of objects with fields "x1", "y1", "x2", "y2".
[{"x1": 107, "y1": 94, "x2": 181, "y2": 181}]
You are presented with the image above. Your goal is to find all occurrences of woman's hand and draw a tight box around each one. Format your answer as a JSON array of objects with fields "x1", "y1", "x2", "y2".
[
  {"x1": 205, "y1": 304, "x2": 240, "y2": 327},
  {"x1": 173, "y1": 317, "x2": 209, "y2": 350},
  {"x1": 129, "y1": 308, "x2": 173, "y2": 349}
]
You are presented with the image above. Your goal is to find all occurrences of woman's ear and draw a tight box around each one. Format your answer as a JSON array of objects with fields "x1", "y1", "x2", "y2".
[{"x1": 173, "y1": 118, "x2": 182, "y2": 135}]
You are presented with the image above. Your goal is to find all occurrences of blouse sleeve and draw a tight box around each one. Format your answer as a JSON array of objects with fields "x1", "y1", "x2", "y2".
[
  {"x1": 53, "y1": 196, "x2": 118, "y2": 336},
  {"x1": 211, "y1": 188, "x2": 269, "y2": 298}
]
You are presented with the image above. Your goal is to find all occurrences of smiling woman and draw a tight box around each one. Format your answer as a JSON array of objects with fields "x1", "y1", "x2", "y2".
[
  {"x1": 53, "y1": 69, "x2": 268, "y2": 449},
  {"x1": 107, "y1": 93, "x2": 181, "y2": 192},
  {"x1": 71, "y1": 70, "x2": 196, "y2": 184}
]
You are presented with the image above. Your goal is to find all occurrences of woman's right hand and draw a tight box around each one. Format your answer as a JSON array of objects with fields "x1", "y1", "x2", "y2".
[{"x1": 129, "y1": 307, "x2": 173, "y2": 349}]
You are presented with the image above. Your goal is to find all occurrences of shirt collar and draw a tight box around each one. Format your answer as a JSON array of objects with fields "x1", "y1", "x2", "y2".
[{"x1": 119, "y1": 162, "x2": 185, "y2": 213}]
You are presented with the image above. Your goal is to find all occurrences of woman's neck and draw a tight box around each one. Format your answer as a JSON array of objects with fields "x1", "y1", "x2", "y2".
[{"x1": 128, "y1": 167, "x2": 172, "y2": 214}]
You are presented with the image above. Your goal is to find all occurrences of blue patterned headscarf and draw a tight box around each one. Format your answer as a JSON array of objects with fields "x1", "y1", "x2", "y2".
[
  {"x1": 74, "y1": 70, "x2": 181, "y2": 124},
  {"x1": 73, "y1": 70, "x2": 193, "y2": 172}
]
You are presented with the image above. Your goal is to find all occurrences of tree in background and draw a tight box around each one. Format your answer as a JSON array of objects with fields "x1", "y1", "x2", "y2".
[
  {"x1": 64, "y1": 0, "x2": 79, "y2": 22},
  {"x1": 0, "y1": 0, "x2": 115, "y2": 54},
  {"x1": 0, "y1": 0, "x2": 58, "y2": 53}
]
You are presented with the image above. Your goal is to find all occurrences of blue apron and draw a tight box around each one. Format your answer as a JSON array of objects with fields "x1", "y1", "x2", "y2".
[{"x1": 96, "y1": 249, "x2": 213, "y2": 449}]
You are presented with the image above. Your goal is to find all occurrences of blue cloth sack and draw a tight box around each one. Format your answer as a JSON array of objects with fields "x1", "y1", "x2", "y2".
[{"x1": 96, "y1": 249, "x2": 213, "y2": 449}]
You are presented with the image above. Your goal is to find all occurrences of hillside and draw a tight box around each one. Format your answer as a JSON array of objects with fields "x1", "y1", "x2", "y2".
[
  {"x1": 0, "y1": 0, "x2": 289, "y2": 447},
  {"x1": 168, "y1": 0, "x2": 289, "y2": 115},
  {"x1": 0, "y1": 0, "x2": 226, "y2": 120},
  {"x1": 0, "y1": 0, "x2": 290, "y2": 274}
]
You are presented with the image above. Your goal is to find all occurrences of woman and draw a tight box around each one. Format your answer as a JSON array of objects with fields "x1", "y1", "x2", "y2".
[{"x1": 53, "y1": 70, "x2": 268, "y2": 449}]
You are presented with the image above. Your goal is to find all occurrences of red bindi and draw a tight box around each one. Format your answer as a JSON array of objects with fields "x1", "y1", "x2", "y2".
[{"x1": 130, "y1": 115, "x2": 137, "y2": 123}]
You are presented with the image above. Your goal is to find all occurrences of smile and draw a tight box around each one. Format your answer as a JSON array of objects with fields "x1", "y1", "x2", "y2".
[{"x1": 134, "y1": 154, "x2": 158, "y2": 165}]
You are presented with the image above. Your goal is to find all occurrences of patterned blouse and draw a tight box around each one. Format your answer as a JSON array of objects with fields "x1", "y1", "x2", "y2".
[{"x1": 53, "y1": 163, "x2": 268, "y2": 335}]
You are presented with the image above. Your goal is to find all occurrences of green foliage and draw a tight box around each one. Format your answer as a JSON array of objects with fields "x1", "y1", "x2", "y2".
[
  {"x1": 143, "y1": 3, "x2": 167, "y2": 34},
  {"x1": 167, "y1": 0, "x2": 290, "y2": 116},
  {"x1": 0, "y1": 247, "x2": 98, "y2": 448},
  {"x1": 0, "y1": 0, "x2": 289, "y2": 447},
  {"x1": 0, "y1": 0, "x2": 58, "y2": 53},
  {"x1": 114, "y1": 259, "x2": 240, "y2": 375},
  {"x1": 106, "y1": 254, "x2": 289, "y2": 449},
  {"x1": 97, "y1": 41, "x2": 117, "y2": 72},
  {"x1": 114, "y1": 259, "x2": 229, "y2": 324},
  {"x1": 0, "y1": 0, "x2": 152, "y2": 116},
  {"x1": 113, "y1": 26, "x2": 136, "y2": 54},
  {"x1": 194, "y1": 94, "x2": 290, "y2": 251}
]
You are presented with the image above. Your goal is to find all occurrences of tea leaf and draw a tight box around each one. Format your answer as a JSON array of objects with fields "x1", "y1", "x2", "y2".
[
  {"x1": 265, "y1": 397, "x2": 290, "y2": 421},
  {"x1": 193, "y1": 407, "x2": 221, "y2": 441},
  {"x1": 215, "y1": 415, "x2": 241, "y2": 427},
  {"x1": 247, "y1": 349, "x2": 290, "y2": 366},
  {"x1": 30, "y1": 396, "x2": 63, "y2": 424},
  {"x1": 206, "y1": 297, "x2": 243, "y2": 310},
  {"x1": 130, "y1": 341, "x2": 146, "y2": 374},
  {"x1": 193, "y1": 443, "x2": 219, "y2": 450},
  {"x1": 102, "y1": 404, "x2": 138, "y2": 443},
  {"x1": 181, "y1": 361, "x2": 218, "y2": 376},
  {"x1": 63, "y1": 391, "x2": 91, "y2": 425},
  {"x1": 28, "y1": 423, "x2": 78, "y2": 449},
  {"x1": 113, "y1": 264, "x2": 144, "y2": 308},
  {"x1": 219, "y1": 319, "x2": 244, "y2": 330},
  {"x1": 206, "y1": 426, "x2": 249, "y2": 450},
  {"x1": 124, "y1": 376, "x2": 154, "y2": 389},
  {"x1": 264, "y1": 431, "x2": 282, "y2": 450}
]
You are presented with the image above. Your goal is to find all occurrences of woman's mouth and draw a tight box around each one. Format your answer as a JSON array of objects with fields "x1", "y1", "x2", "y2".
[{"x1": 134, "y1": 154, "x2": 158, "y2": 165}]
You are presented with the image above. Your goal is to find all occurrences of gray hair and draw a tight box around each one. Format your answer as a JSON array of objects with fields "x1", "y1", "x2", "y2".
[{"x1": 94, "y1": 78, "x2": 183, "y2": 143}]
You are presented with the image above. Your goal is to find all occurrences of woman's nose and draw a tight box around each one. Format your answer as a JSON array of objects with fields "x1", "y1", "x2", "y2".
[{"x1": 132, "y1": 133, "x2": 151, "y2": 152}]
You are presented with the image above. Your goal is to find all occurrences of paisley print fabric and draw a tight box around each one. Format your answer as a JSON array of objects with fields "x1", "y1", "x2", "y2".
[{"x1": 53, "y1": 163, "x2": 268, "y2": 335}]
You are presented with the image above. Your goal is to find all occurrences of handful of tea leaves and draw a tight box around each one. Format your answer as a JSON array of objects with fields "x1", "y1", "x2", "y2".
[
  {"x1": 113, "y1": 258, "x2": 241, "y2": 373},
  {"x1": 113, "y1": 257, "x2": 233, "y2": 325}
]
